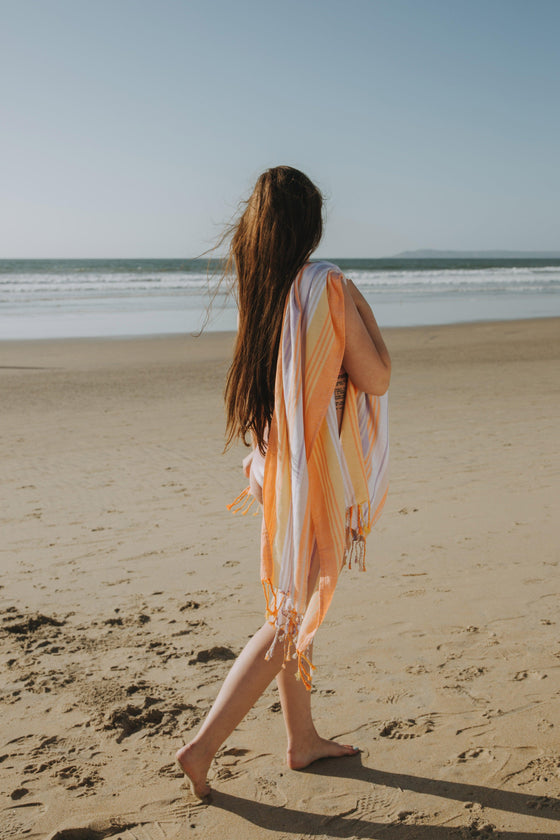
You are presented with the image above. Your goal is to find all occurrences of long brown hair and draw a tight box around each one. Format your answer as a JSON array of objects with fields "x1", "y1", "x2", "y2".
[{"x1": 224, "y1": 166, "x2": 323, "y2": 453}]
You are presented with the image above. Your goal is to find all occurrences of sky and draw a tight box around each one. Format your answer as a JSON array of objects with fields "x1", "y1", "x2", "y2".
[{"x1": 1, "y1": 0, "x2": 559, "y2": 258}]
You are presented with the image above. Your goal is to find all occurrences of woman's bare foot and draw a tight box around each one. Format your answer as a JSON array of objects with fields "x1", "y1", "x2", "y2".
[
  {"x1": 287, "y1": 735, "x2": 360, "y2": 770},
  {"x1": 176, "y1": 741, "x2": 212, "y2": 799}
]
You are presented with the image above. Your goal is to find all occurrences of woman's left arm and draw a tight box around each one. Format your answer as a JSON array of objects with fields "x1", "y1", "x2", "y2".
[{"x1": 341, "y1": 278, "x2": 391, "y2": 395}]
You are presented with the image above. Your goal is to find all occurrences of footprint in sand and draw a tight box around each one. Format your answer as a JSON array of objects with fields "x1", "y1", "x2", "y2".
[
  {"x1": 381, "y1": 691, "x2": 411, "y2": 704},
  {"x1": 462, "y1": 817, "x2": 497, "y2": 838},
  {"x1": 213, "y1": 764, "x2": 247, "y2": 783},
  {"x1": 189, "y1": 646, "x2": 236, "y2": 664},
  {"x1": 351, "y1": 788, "x2": 404, "y2": 819},
  {"x1": 179, "y1": 600, "x2": 200, "y2": 611},
  {"x1": 504, "y1": 755, "x2": 560, "y2": 786},
  {"x1": 526, "y1": 795, "x2": 560, "y2": 812},
  {"x1": 456, "y1": 665, "x2": 487, "y2": 681},
  {"x1": 19, "y1": 733, "x2": 105, "y2": 794},
  {"x1": 298, "y1": 790, "x2": 357, "y2": 818},
  {"x1": 4, "y1": 800, "x2": 46, "y2": 840},
  {"x1": 379, "y1": 716, "x2": 435, "y2": 739},
  {"x1": 254, "y1": 775, "x2": 288, "y2": 807},
  {"x1": 158, "y1": 761, "x2": 185, "y2": 778},
  {"x1": 102, "y1": 696, "x2": 200, "y2": 743},
  {"x1": 513, "y1": 669, "x2": 547, "y2": 681},
  {"x1": 457, "y1": 747, "x2": 493, "y2": 763},
  {"x1": 54, "y1": 764, "x2": 103, "y2": 795},
  {"x1": 405, "y1": 664, "x2": 429, "y2": 675},
  {"x1": 139, "y1": 796, "x2": 204, "y2": 833},
  {"x1": 394, "y1": 809, "x2": 434, "y2": 825}
]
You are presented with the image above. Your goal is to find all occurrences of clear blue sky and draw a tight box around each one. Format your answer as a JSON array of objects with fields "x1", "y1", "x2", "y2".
[{"x1": 2, "y1": 0, "x2": 559, "y2": 257}]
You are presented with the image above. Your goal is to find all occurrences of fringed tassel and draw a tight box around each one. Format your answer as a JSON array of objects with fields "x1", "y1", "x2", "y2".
[
  {"x1": 352, "y1": 534, "x2": 367, "y2": 571},
  {"x1": 264, "y1": 602, "x2": 300, "y2": 663},
  {"x1": 262, "y1": 578, "x2": 279, "y2": 622},
  {"x1": 343, "y1": 502, "x2": 368, "y2": 571},
  {"x1": 261, "y1": 585, "x2": 317, "y2": 688},
  {"x1": 227, "y1": 486, "x2": 259, "y2": 516}
]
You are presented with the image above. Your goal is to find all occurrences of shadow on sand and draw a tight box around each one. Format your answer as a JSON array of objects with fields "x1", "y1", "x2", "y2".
[{"x1": 212, "y1": 755, "x2": 560, "y2": 839}]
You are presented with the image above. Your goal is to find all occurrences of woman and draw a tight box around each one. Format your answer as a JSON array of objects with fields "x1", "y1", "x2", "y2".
[{"x1": 177, "y1": 166, "x2": 391, "y2": 799}]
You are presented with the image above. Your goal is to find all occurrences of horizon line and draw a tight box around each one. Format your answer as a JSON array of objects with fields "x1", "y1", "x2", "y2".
[{"x1": 2, "y1": 249, "x2": 560, "y2": 261}]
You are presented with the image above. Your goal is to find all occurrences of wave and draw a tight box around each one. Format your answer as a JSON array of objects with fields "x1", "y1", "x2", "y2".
[{"x1": 0, "y1": 262, "x2": 559, "y2": 306}]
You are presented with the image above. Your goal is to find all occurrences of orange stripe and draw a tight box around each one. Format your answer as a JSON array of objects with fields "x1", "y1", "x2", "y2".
[
  {"x1": 305, "y1": 308, "x2": 334, "y2": 395},
  {"x1": 312, "y1": 435, "x2": 344, "y2": 543}
]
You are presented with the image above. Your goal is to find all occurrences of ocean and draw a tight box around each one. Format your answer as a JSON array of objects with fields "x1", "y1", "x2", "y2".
[{"x1": 1, "y1": 257, "x2": 559, "y2": 340}]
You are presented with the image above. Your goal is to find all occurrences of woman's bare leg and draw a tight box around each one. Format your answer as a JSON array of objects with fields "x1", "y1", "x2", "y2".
[
  {"x1": 176, "y1": 621, "x2": 283, "y2": 797},
  {"x1": 177, "y1": 552, "x2": 357, "y2": 796},
  {"x1": 276, "y1": 545, "x2": 358, "y2": 769},
  {"x1": 276, "y1": 652, "x2": 359, "y2": 769}
]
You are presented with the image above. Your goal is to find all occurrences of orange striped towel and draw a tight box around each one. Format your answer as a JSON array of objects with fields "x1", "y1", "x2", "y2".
[{"x1": 229, "y1": 261, "x2": 389, "y2": 687}]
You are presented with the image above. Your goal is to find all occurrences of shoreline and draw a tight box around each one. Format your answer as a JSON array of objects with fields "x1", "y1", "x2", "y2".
[
  {"x1": 1, "y1": 312, "x2": 559, "y2": 347},
  {"x1": 2, "y1": 290, "x2": 559, "y2": 342}
]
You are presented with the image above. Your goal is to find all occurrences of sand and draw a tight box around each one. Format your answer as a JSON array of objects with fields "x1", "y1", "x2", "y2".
[{"x1": 1, "y1": 318, "x2": 559, "y2": 839}]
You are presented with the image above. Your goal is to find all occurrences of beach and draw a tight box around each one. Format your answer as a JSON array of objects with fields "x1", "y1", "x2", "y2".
[{"x1": 1, "y1": 318, "x2": 559, "y2": 839}]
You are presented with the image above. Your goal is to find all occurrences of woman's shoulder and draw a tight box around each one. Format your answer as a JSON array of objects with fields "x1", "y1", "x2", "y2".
[
  {"x1": 295, "y1": 261, "x2": 347, "y2": 304},
  {"x1": 306, "y1": 259, "x2": 342, "y2": 273},
  {"x1": 302, "y1": 260, "x2": 346, "y2": 283}
]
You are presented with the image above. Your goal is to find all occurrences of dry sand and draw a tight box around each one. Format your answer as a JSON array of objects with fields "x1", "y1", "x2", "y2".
[{"x1": 1, "y1": 318, "x2": 559, "y2": 839}]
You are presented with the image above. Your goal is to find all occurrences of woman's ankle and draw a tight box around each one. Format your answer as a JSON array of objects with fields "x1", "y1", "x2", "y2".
[
  {"x1": 177, "y1": 735, "x2": 214, "y2": 763},
  {"x1": 286, "y1": 724, "x2": 319, "y2": 754}
]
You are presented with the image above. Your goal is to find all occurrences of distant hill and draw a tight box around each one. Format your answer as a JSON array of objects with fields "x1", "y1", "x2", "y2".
[{"x1": 394, "y1": 249, "x2": 560, "y2": 259}]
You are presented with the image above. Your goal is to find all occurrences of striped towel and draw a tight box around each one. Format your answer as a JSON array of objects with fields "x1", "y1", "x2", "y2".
[{"x1": 229, "y1": 261, "x2": 389, "y2": 687}]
